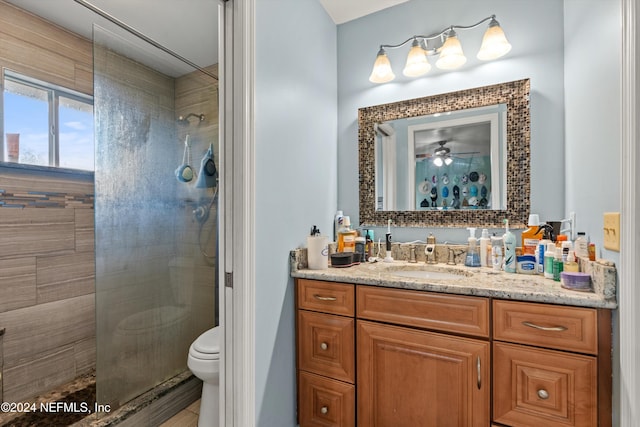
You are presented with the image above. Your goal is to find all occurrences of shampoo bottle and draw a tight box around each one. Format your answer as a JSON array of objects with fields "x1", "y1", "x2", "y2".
[
  {"x1": 479, "y1": 229, "x2": 490, "y2": 267},
  {"x1": 503, "y1": 219, "x2": 516, "y2": 273}
]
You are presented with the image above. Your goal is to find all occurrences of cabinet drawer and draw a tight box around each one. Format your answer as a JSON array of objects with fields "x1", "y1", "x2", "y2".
[
  {"x1": 357, "y1": 285, "x2": 490, "y2": 337},
  {"x1": 298, "y1": 310, "x2": 355, "y2": 383},
  {"x1": 493, "y1": 300, "x2": 598, "y2": 354},
  {"x1": 297, "y1": 279, "x2": 355, "y2": 316},
  {"x1": 298, "y1": 371, "x2": 355, "y2": 427},
  {"x1": 493, "y1": 342, "x2": 597, "y2": 427}
]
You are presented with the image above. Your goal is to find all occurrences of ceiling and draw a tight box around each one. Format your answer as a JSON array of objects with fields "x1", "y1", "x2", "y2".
[
  {"x1": 5, "y1": 0, "x2": 403, "y2": 72},
  {"x1": 319, "y1": 0, "x2": 409, "y2": 25}
]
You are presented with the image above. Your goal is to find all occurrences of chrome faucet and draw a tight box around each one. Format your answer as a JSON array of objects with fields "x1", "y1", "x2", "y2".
[{"x1": 425, "y1": 233, "x2": 437, "y2": 264}]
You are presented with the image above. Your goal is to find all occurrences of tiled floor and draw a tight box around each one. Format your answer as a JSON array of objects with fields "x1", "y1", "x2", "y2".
[{"x1": 159, "y1": 399, "x2": 200, "y2": 427}]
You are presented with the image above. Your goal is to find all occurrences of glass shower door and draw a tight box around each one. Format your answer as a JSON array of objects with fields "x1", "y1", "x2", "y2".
[{"x1": 93, "y1": 24, "x2": 218, "y2": 409}]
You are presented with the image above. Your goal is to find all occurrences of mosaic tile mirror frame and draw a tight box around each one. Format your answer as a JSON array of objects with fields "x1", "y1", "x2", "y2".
[{"x1": 358, "y1": 79, "x2": 530, "y2": 228}]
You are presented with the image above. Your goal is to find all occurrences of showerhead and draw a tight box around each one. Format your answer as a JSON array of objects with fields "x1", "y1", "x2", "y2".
[{"x1": 177, "y1": 113, "x2": 205, "y2": 124}]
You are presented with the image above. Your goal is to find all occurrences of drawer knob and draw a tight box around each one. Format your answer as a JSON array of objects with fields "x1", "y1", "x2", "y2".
[
  {"x1": 320, "y1": 342, "x2": 328, "y2": 350},
  {"x1": 537, "y1": 389, "x2": 550, "y2": 400},
  {"x1": 522, "y1": 321, "x2": 568, "y2": 332},
  {"x1": 320, "y1": 406, "x2": 329, "y2": 414},
  {"x1": 313, "y1": 294, "x2": 337, "y2": 302}
]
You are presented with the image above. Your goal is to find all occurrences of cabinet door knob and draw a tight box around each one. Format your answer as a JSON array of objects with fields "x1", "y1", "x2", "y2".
[
  {"x1": 537, "y1": 389, "x2": 550, "y2": 399},
  {"x1": 320, "y1": 342, "x2": 328, "y2": 350},
  {"x1": 320, "y1": 406, "x2": 329, "y2": 414}
]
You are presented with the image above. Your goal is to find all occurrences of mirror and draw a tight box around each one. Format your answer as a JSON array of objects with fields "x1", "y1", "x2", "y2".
[{"x1": 359, "y1": 79, "x2": 530, "y2": 228}]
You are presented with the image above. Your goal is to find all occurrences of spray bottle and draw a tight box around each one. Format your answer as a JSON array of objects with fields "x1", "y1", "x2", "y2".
[{"x1": 503, "y1": 219, "x2": 516, "y2": 273}]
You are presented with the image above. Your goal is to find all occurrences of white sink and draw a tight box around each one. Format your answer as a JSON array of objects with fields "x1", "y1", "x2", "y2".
[{"x1": 391, "y1": 270, "x2": 466, "y2": 280}]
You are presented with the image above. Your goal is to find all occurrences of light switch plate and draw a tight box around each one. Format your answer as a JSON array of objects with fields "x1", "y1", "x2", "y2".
[{"x1": 603, "y1": 212, "x2": 621, "y2": 252}]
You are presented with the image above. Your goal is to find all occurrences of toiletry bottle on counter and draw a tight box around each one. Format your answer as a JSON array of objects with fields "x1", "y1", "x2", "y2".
[
  {"x1": 544, "y1": 242, "x2": 556, "y2": 279},
  {"x1": 521, "y1": 214, "x2": 542, "y2": 254},
  {"x1": 333, "y1": 210, "x2": 344, "y2": 242},
  {"x1": 355, "y1": 236, "x2": 366, "y2": 263},
  {"x1": 503, "y1": 219, "x2": 516, "y2": 273},
  {"x1": 574, "y1": 232, "x2": 589, "y2": 258},
  {"x1": 564, "y1": 251, "x2": 579, "y2": 272},
  {"x1": 384, "y1": 219, "x2": 394, "y2": 262},
  {"x1": 465, "y1": 228, "x2": 481, "y2": 267},
  {"x1": 479, "y1": 229, "x2": 490, "y2": 267},
  {"x1": 537, "y1": 239, "x2": 551, "y2": 275},
  {"x1": 553, "y1": 247, "x2": 564, "y2": 281},
  {"x1": 491, "y1": 236, "x2": 503, "y2": 271},
  {"x1": 337, "y1": 216, "x2": 357, "y2": 252}
]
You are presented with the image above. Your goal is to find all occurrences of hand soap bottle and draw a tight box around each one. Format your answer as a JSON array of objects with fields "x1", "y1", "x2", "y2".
[
  {"x1": 503, "y1": 219, "x2": 516, "y2": 273},
  {"x1": 465, "y1": 228, "x2": 481, "y2": 267}
]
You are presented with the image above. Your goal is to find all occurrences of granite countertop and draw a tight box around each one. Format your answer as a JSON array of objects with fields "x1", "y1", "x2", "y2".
[{"x1": 290, "y1": 249, "x2": 618, "y2": 309}]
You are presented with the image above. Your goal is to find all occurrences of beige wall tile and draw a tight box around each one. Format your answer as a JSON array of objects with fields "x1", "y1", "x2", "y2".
[
  {"x1": 0, "y1": 294, "x2": 94, "y2": 365},
  {"x1": 0, "y1": 257, "x2": 36, "y2": 312},
  {"x1": 36, "y1": 252, "x2": 95, "y2": 303},
  {"x1": 3, "y1": 346, "x2": 76, "y2": 402}
]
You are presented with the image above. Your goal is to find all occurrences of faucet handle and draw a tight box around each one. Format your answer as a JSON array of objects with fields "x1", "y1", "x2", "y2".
[
  {"x1": 409, "y1": 245, "x2": 417, "y2": 263},
  {"x1": 447, "y1": 248, "x2": 456, "y2": 265}
]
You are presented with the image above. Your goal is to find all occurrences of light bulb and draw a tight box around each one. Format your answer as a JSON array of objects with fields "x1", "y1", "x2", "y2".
[
  {"x1": 433, "y1": 157, "x2": 444, "y2": 167},
  {"x1": 369, "y1": 48, "x2": 395, "y2": 83},
  {"x1": 403, "y1": 39, "x2": 431, "y2": 77},
  {"x1": 436, "y1": 30, "x2": 467, "y2": 70},
  {"x1": 477, "y1": 18, "x2": 512, "y2": 60},
  {"x1": 444, "y1": 156, "x2": 453, "y2": 166}
]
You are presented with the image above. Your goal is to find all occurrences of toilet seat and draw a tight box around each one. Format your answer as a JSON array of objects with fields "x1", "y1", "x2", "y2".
[{"x1": 189, "y1": 327, "x2": 221, "y2": 360}]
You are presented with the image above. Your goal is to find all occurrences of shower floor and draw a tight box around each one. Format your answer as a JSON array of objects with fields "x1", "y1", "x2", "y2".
[{"x1": 0, "y1": 372, "x2": 96, "y2": 427}]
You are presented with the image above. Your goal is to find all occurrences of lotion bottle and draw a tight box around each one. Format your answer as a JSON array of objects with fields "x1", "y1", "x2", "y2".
[
  {"x1": 503, "y1": 219, "x2": 516, "y2": 273},
  {"x1": 479, "y1": 229, "x2": 490, "y2": 267}
]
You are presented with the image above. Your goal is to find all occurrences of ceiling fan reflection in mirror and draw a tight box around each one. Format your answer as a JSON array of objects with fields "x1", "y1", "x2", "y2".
[{"x1": 415, "y1": 140, "x2": 480, "y2": 166}]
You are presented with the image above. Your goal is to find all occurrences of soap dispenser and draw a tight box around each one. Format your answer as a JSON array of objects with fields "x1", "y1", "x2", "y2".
[{"x1": 465, "y1": 227, "x2": 481, "y2": 267}]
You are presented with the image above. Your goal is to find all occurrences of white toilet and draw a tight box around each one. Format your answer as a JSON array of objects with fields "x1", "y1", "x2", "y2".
[{"x1": 188, "y1": 326, "x2": 221, "y2": 427}]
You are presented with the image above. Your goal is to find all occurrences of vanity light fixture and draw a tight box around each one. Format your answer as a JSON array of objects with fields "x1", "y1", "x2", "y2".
[{"x1": 369, "y1": 15, "x2": 512, "y2": 84}]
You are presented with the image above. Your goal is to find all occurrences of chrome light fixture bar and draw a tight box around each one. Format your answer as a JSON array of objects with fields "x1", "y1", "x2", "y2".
[{"x1": 369, "y1": 15, "x2": 512, "y2": 84}]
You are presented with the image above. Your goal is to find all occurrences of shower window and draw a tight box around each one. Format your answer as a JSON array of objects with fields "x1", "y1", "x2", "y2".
[{"x1": 2, "y1": 70, "x2": 94, "y2": 170}]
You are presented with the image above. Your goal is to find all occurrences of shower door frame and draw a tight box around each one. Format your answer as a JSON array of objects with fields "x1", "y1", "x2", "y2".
[{"x1": 219, "y1": 0, "x2": 255, "y2": 425}]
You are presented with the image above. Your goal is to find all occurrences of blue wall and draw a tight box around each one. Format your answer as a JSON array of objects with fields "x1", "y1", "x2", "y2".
[
  {"x1": 337, "y1": 0, "x2": 567, "y2": 242},
  {"x1": 255, "y1": 0, "x2": 337, "y2": 425}
]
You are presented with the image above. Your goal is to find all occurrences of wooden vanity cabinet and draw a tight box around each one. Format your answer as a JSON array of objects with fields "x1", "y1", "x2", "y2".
[
  {"x1": 356, "y1": 286, "x2": 490, "y2": 427},
  {"x1": 296, "y1": 279, "x2": 356, "y2": 427},
  {"x1": 295, "y1": 279, "x2": 612, "y2": 427},
  {"x1": 492, "y1": 300, "x2": 612, "y2": 427}
]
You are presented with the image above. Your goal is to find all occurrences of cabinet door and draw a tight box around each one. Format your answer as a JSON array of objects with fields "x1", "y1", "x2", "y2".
[
  {"x1": 298, "y1": 310, "x2": 355, "y2": 383},
  {"x1": 357, "y1": 320, "x2": 490, "y2": 427},
  {"x1": 493, "y1": 342, "x2": 597, "y2": 427},
  {"x1": 299, "y1": 371, "x2": 355, "y2": 427}
]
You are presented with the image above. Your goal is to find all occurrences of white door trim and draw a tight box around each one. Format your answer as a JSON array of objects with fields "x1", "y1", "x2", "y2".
[
  {"x1": 221, "y1": 0, "x2": 256, "y2": 425},
  {"x1": 620, "y1": 0, "x2": 639, "y2": 425}
]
